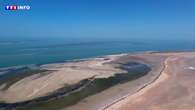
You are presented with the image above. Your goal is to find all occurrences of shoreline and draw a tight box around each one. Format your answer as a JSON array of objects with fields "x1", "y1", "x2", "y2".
[
  {"x1": 0, "y1": 51, "x2": 195, "y2": 110},
  {"x1": 1, "y1": 58, "x2": 151, "y2": 107},
  {"x1": 0, "y1": 50, "x2": 193, "y2": 70},
  {"x1": 64, "y1": 52, "x2": 166, "y2": 110},
  {"x1": 103, "y1": 56, "x2": 169, "y2": 110},
  {"x1": 0, "y1": 53, "x2": 152, "y2": 110}
]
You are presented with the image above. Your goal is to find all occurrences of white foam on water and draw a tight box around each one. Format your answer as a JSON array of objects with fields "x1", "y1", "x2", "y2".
[
  {"x1": 188, "y1": 67, "x2": 195, "y2": 70},
  {"x1": 185, "y1": 66, "x2": 195, "y2": 70}
]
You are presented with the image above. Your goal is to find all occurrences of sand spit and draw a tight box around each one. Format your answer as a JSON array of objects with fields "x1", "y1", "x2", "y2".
[
  {"x1": 0, "y1": 54, "x2": 127, "y2": 103},
  {"x1": 0, "y1": 52, "x2": 167, "y2": 110},
  {"x1": 105, "y1": 52, "x2": 195, "y2": 110}
]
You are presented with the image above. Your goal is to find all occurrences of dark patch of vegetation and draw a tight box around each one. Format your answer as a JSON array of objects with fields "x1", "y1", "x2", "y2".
[{"x1": 0, "y1": 67, "x2": 48, "y2": 90}]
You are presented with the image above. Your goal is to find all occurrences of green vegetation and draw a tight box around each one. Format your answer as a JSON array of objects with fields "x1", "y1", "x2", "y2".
[
  {"x1": 0, "y1": 68, "x2": 47, "y2": 90},
  {"x1": 2, "y1": 62, "x2": 151, "y2": 110}
]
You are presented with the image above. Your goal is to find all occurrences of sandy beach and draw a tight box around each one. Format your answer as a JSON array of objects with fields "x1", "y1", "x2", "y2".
[
  {"x1": 105, "y1": 52, "x2": 195, "y2": 110},
  {"x1": 0, "y1": 52, "x2": 195, "y2": 110}
]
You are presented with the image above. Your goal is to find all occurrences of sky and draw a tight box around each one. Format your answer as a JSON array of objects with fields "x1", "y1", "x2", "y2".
[{"x1": 0, "y1": 0, "x2": 195, "y2": 41}]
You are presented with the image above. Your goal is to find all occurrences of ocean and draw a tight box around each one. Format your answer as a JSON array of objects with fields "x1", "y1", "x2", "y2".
[{"x1": 0, "y1": 37, "x2": 195, "y2": 68}]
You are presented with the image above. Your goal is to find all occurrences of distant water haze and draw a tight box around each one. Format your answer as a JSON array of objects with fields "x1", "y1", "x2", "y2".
[
  {"x1": 0, "y1": 37, "x2": 195, "y2": 68},
  {"x1": 0, "y1": 0, "x2": 195, "y2": 67}
]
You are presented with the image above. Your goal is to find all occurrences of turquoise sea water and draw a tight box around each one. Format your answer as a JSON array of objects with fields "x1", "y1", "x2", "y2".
[{"x1": 0, "y1": 38, "x2": 195, "y2": 68}]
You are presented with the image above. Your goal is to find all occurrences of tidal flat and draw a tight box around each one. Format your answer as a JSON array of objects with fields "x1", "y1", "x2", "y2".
[{"x1": 0, "y1": 53, "x2": 166, "y2": 110}]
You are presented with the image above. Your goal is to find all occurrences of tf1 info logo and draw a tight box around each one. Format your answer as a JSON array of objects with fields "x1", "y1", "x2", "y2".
[{"x1": 5, "y1": 5, "x2": 30, "y2": 11}]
